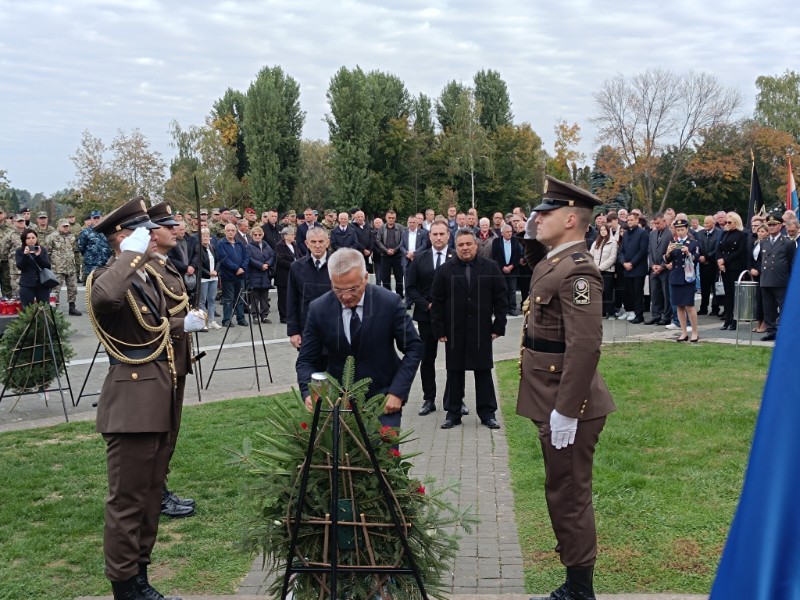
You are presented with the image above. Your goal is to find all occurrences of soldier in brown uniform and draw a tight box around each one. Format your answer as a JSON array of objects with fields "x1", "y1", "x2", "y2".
[
  {"x1": 87, "y1": 197, "x2": 204, "y2": 600},
  {"x1": 146, "y1": 202, "x2": 197, "y2": 519},
  {"x1": 517, "y1": 176, "x2": 616, "y2": 600}
]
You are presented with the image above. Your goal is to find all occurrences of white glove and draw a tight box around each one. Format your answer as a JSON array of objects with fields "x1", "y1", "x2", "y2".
[
  {"x1": 120, "y1": 227, "x2": 152, "y2": 254},
  {"x1": 525, "y1": 211, "x2": 538, "y2": 239},
  {"x1": 550, "y1": 409, "x2": 578, "y2": 449},
  {"x1": 183, "y1": 309, "x2": 207, "y2": 333}
]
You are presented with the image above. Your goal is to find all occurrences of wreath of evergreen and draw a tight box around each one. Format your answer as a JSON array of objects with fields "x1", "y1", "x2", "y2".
[
  {"x1": 233, "y1": 357, "x2": 477, "y2": 600},
  {"x1": 0, "y1": 304, "x2": 75, "y2": 392}
]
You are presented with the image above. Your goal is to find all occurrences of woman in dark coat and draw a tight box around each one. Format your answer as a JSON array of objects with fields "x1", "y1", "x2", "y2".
[
  {"x1": 274, "y1": 226, "x2": 300, "y2": 324},
  {"x1": 15, "y1": 228, "x2": 52, "y2": 308},
  {"x1": 246, "y1": 226, "x2": 276, "y2": 323},
  {"x1": 664, "y1": 219, "x2": 700, "y2": 342},
  {"x1": 716, "y1": 211, "x2": 748, "y2": 330}
]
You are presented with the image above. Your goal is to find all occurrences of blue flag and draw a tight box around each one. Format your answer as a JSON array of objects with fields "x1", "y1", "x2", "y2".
[{"x1": 709, "y1": 255, "x2": 800, "y2": 599}]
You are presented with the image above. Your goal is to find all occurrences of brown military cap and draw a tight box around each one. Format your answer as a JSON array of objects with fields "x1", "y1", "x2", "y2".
[
  {"x1": 533, "y1": 175, "x2": 602, "y2": 212},
  {"x1": 95, "y1": 196, "x2": 160, "y2": 236},
  {"x1": 147, "y1": 202, "x2": 180, "y2": 226},
  {"x1": 766, "y1": 212, "x2": 784, "y2": 225}
]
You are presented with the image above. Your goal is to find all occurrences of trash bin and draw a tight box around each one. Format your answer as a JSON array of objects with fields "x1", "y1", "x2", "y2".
[{"x1": 735, "y1": 271, "x2": 758, "y2": 323}]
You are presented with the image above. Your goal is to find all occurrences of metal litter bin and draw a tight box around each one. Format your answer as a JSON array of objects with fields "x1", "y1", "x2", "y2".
[{"x1": 735, "y1": 271, "x2": 758, "y2": 346}]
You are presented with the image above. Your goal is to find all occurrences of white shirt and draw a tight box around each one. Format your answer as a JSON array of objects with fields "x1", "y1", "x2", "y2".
[
  {"x1": 407, "y1": 229, "x2": 418, "y2": 253},
  {"x1": 431, "y1": 248, "x2": 446, "y2": 269}
]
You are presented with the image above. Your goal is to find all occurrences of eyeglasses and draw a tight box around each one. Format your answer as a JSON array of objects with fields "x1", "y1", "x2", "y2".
[{"x1": 725, "y1": 221, "x2": 734, "y2": 224}]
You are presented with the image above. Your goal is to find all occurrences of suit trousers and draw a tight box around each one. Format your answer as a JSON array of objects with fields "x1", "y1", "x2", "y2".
[
  {"x1": 623, "y1": 276, "x2": 645, "y2": 317},
  {"x1": 761, "y1": 286, "x2": 786, "y2": 334},
  {"x1": 276, "y1": 284, "x2": 288, "y2": 320},
  {"x1": 417, "y1": 320, "x2": 439, "y2": 403},
  {"x1": 601, "y1": 271, "x2": 615, "y2": 317},
  {"x1": 698, "y1": 262, "x2": 719, "y2": 313},
  {"x1": 536, "y1": 415, "x2": 606, "y2": 568},
  {"x1": 445, "y1": 369, "x2": 496, "y2": 421},
  {"x1": 19, "y1": 284, "x2": 50, "y2": 309},
  {"x1": 378, "y1": 254, "x2": 404, "y2": 296},
  {"x1": 649, "y1": 271, "x2": 671, "y2": 321},
  {"x1": 103, "y1": 431, "x2": 171, "y2": 581},
  {"x1": 503, "y1": 272, "x2": 517, "y2": 312},
  {"x1": 249, "y1": 287, "x2": 270, "y2": 319}
]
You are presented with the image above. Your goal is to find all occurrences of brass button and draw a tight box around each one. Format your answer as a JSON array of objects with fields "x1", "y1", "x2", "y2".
[
  {"x1": 552, "y1": 257, "x2": 560, "y2": 263},
  {"x1": 536, "y1": 296, "x2": 541, "y2": 302},
  {"x1": 130, "y1": 262, "x2": 136, "y2": 267},
  {"x1": 131, "y1": 373, "x2": 138, "y2": 380},
  {"x1": 549, "y1": 365, "x2": 556, "y2": 372},
  {"x1": 141, "y1": 306, "x2": 148, "y2": 312},
  {"x1": 159, "y1": 259, "x2": 166, "y2": 265}
]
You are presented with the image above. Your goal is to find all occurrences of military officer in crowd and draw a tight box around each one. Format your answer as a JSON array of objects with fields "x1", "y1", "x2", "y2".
[
  {"x1": 32, "y1": 211, "x2": 55, "y2": 238},
  {"x1": 78, "y1": 210, "x2": 113, "y2": 276},
  {"x1": 44, "y1": 219, "x2": 82, "y2": 315},
  {"x1": 0, "y1": 207, "x2": 13, "y2": 296},
  {"x1": 517, "y1": 176, "x2": 616, "y2": 600},
  {"x1": 146, "y1": 202, "x2": 198, "y2": 519},
  {"x1": 2, "y1": 214, "x2": 27, "y2": 297},
  {"x1": 759, "y1": 212, "x2": 795, "y2": 341},
  {"x1": 87, "y1": 197, "x2": 205, "y2": 600}
]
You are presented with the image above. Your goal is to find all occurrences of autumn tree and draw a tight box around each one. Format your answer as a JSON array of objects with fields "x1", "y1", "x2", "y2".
[
  {"x1": 109, "y1": 128, "x2": 167, "y2": 203},
  {"x1": 549, "y1": 120, "x2": 586, "y2": 183},
  {"x1": 592, "y1": 68, "x2": 741, "y2": 213},
  {"x1": 213, "y1": 88, "x2": 249, "y2": 180},
  {"x1": 754, "y1": 70, "x2": 800, "y2": 143},
  {"x1": 70, "y1": 130, "x2": 133, "y2": 213}
]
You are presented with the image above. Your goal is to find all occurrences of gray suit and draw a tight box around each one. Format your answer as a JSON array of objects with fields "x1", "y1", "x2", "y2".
[{"x1": 648, "y1": 227, "x2": 673, "y2": 322}]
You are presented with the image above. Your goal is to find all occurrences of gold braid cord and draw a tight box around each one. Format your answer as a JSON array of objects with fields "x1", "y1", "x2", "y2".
[
  {"x1": 519, "y1": 296, "x2": 531, "y2": 377},
  {"x1": 144, "y1": 264, "x2": 189, "y2": 316},
  {"x1": 85, "y1": 271, "x2": 176, "y2": 386}
]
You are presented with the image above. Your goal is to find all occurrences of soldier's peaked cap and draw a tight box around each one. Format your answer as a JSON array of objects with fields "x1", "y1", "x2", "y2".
[
  {"x1": 533, "y1": 175, "x2": 602, "y2": 212},
  {"x1": 94, "y1": 197, "x2": 160, "y2": 236},
  {"x1": 147, "y1": 202, "x2": 179, "y2": 226}
]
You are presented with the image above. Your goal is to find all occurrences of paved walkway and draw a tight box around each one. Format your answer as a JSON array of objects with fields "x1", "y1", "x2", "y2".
[{"x1": 1, "y1": 288, "x2": 758, "y2": 599}]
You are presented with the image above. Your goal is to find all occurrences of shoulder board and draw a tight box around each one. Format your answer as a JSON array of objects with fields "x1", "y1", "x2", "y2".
[{"x1": 571, "y1": 252, "x2": 590, "y2": 264}]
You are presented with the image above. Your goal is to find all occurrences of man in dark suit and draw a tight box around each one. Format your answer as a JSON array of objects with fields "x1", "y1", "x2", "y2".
[
  {"x1": 491, "y1": 224, "x2": 523, "y2": 316},
  {"x1": 296, "y1": 248, "x2": 423, "y2": 429},
  {"x1": 399, "y1": 214, "x2": 430, "y2": 272},
  {"x1": 89, "y1": 197, "x2": 205, "y2": 600},
  {"x1": 351, "y1": 210, "x2": 373, "y2": 269},
  {"x1": 696, "y1": 215, "x2": 721, "y2": 315},
  {"x1": 330, "y1": 212, "x2": 361, "y2": 252},
  {"x1": 373, "y1": 210, "x2": 405, "y2": 297},
  {"x1": 295, "y1": 207, "x2": 318, "y2": 255},
  {"x1": 431, "y1": 228, "x2": 507, "y2": 430},
  {"x1": 759, "y1": 213, "x2": 795, "y2": 341},
  {"x1": 406, "y1": 220, "x2": 453, "y2": 416},
  {"x1": 618, "y1": 212, "x2": 649, "y2": 323},
  {"x1": 646, "y1": 213, "x2": 673, "y2": 325}
]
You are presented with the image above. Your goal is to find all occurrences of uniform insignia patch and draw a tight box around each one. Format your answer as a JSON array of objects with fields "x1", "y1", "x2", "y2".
[{"x1": 573, "y1": 277, "x2": 590, "y2": 305}]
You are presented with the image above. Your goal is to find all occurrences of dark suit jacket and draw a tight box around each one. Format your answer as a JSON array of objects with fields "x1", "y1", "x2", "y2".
[
  {"x1": 405, "y1": 247, "x2": 454, "y2": 322},
  {"x1": 330, "y1": 225, "x2": 361, "y2": 252},
  {"x1": 760, "y1": 234, "x2": 796, "y2": 287},
  {"x1": 353, "y1": 223, "x2": 373, "y2": 256},
  {"x1": 619, "y1": 226, "x2": 649, "y2": 277},
  {"x1": 430, "y1": 255, "x2": 507, "y2": 371},
  {"x1": 648, "y1": 227, "x2": 672, "y2": 268},
  {"x1": 296, "y1": 284, "x2": 423, "y2": 401},
  {"x1": 399, "y1": 228, "x2": 430, "y2": 269},
  {"x1": 274, "y1": 239, "x2": 300, "y2": 288},
  {"x1": 16, "y1": 247, "x2": 52, "y2": 288},
  {"x1": 490, "y1": 236, "x2": 522, "y2": 274},
  {"x1": 286, "y1": 255, "x2": 331, "y2": 337}
]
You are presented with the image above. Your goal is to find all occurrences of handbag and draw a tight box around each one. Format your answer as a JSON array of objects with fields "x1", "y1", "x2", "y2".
[
  {"x1": 183, "y1": 273, "x2": 197, "y2": 292},
  {"x1": 683, "y1": 256, "x2": 696, "y2": 283},
  {"x1": 714, "y1": 274, "x2": 725, "y2": 296},
  {"x1": 39, "y1": 267, "x2": 61, "y2": 289}
]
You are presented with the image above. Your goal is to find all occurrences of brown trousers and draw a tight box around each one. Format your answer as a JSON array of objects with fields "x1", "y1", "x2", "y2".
[
  {"x1": 103, "y1": 431, "x2": 171, "y2": 581},
  {"x1": 536, "y1": 415, "x2": 606, "y2": 567}
]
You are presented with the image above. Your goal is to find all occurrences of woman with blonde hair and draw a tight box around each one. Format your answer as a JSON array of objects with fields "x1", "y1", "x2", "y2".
[{"x1": 717, "y1": 211, "x2": 747, "y2": 330}]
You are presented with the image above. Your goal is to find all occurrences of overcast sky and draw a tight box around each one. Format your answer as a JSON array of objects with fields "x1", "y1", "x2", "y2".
[{"x1": 1, "y1": 0, "x2": 797, "y2": 197}]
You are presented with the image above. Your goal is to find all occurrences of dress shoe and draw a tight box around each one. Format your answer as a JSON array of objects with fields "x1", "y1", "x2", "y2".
[
  {"x1": 136, "y1": 564, "x2": 183, "y2": 600},
  {"x1": 676, "y1": 335, "x2": 688, "y2": 342},
  {"x1": 630, "y1": 316, "x2": 644, "y2": 324},
  {"x1": 482, "y1": 418, "x2": 500, "y2": 429},
  {"x1": 690, "y1": 335, "x2": 700, "y2": 343},
  {"x1": 418, "y1": 401, "x2": 436, "y2": 416},
  {"x1": 460, "y1": 405, "x2": 469, "y2": 415},
  {"x1": 656, "y1": 319, "x2": 670, "y2": 326},
  {"x1": 720, "y1": 322, "x2": 731, "y2": 330},
  {"x1": 279, "y1": 317, "x2": 287, "y2": 324},
  {"x1": 160, "y1": 492, "x2": 195, "y2": 518},
  {"x1": 761, "y1": 333, "x2": 776, "y2": 341},
  {"x1": 709, "y1": 310, "x2": 720, "y2": 317},
  {"x1": 697, "y1": 309, "x2": 708, "y2": 316},
  {"x1": 164, "y1": 488, "x2": 195, "y2": 508},
  {"x1": 261, "y1": 317, "x2": 272, "y2": 324},
  {"x1": 237, "y1": 320, "x2": 248, "y2": 326},
  {"x1": 645, "y1": 318, "x2": 661, "y2": 325},
  {"x1": 441, "y1": 417, "x2": 461, "y2": 429}
]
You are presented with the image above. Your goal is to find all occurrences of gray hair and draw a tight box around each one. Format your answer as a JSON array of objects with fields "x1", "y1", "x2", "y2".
[
  {"x1": 306, "y1": 226, "x2": 329, "y2": 240},
  {"x1": 328, "y1": 248, "x2": 366, "y2": 278},
  {"x1": 281, "y1": 226, "x2": 296, "y2": 237}
]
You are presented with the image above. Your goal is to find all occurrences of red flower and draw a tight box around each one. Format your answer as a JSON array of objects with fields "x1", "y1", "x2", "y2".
[
  {"x1": 417, "y1": 485, "x2": 426, "y2": 495},
  {"x1": 300, "y1": 422, "x2": 308, "y2": 430},
  {"x1": 389, "y1": 448, "x2": 401, "y2": 458},
  {"x1": 380, "y1": 425, "x2": 398, "y2": 442}
]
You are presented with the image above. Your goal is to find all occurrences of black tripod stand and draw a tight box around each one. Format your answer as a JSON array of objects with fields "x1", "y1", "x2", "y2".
[
  {"x1": 0, "y1": 303, "x2": 75, "y2": 421},
  {"x1": 204, "y1": 284, "x2": 273, "y2": 390}
]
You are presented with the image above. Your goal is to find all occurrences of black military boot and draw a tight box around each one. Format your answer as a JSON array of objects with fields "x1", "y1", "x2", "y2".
[
  {"x1": 160, "y1": 488, "x2": 195, "y2": 518},
  {"x1": 135, "y1": 564, "x2": 183, "y2": 600},
  {"x1": 164, "y1": 486, "x2": 196, "y2": 508},
  {"x1": 529, "y1": 566, "x2": 595, "y2": 600},
  {"x1": 111, "y1": 576, "x2": 145, "y2": 600},
  {"x1": 68, "y1": 302, "x2": 82, "y2": 316}
]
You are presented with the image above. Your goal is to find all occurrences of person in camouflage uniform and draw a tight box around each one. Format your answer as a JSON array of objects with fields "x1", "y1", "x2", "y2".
[
  {"x1": 68, "y1": 213, "x2": 84, "y2": 281},
  {"x1": 44, "y1": 219, "x2": 82, "y2": 315},
  {"x1": 32, "y1": 212, "x2": 55, "y2": 238},
  {"x1": 77, "y1": 211, "x2": 113, "y2": 276},
  {"x1": 2, "y1": 215, "x2": 27, "y2": 297},
  {"x1": 0, "y1": 207, "x2": 13, "y2": 296}
]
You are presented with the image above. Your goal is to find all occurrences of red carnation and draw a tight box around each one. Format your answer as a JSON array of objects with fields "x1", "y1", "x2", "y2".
[
  {"x1": 417, "y1": 485, "x2": 426, "y2": 495},
  {"x1": 300, "y1": 422, "x2": 308, "y2": 430},
  {"x1": 389, "y1": 448, "x2": 401, "y2": 458}
]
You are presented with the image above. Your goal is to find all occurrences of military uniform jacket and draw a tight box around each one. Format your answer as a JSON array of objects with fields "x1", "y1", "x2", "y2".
[
  {"x1": 146, "y1": 256, "x2": 192, "y2": 377},
  {"x1": 516, "y1": 244, "x2": 616, "y2": 422},
  {"x1": 90, "y1": 252, "x2": 180, "y2": 434},
  {"x1": 759, "y1": 234, "x2": 796, "y2": 288},
  {"x1": 43, "y1": 231, "x2": 77, "y2": 274}
]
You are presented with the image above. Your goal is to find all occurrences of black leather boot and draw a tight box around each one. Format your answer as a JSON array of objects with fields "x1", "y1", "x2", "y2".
[
  {"x1": 160, "y1": 489, "x2": 195, "y2": 518},
  {"x1": 164, "y1": 486, "x2": 196, "y2": 508},
  {"x1": 68, "y1": 302, "x2": 82, "y2": 316},
  {"x1": 529, "y1": 566, "x2": 595, "y2": 600},
  {"x1": 135, "y1": 564, "x2": 183, "y2": 600},
  {"x1": 111, "y1": 576, "x2": 145, "y2": 600}
]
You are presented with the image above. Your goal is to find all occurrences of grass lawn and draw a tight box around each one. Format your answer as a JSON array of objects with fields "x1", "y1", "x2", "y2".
[{"x1": 497, "y1": 341, "x2": 773, "y2": 595}]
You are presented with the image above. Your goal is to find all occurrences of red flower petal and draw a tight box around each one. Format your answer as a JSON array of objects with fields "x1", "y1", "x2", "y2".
[{"x1": 300, "y1": 422, "x2": 308, "y2": 430}]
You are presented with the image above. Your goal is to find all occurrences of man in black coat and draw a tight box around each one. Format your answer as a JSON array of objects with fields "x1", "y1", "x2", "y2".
[
  {"x1": 696, "y1": 215, "x2": 721, "y2": 315},
  {"x1": 646, "y1": 214, "x2": 673, "y2": 325},
  {"x1": 261, "y1": 210, "x2": 282, "y2": 250},
  {"x1": 330, "y1": 212, "x2": 361, "y2": 252},
  {"x1": 406, "y1": 220, "x2": 454, "y2": 416},
  {"x1": 759, "y1": 213, "x2": 796, "y2": 341},
  {"x1": 431, "y1": 228, "x2": 507, "y2": 430},
  {"x1": 491, "y1": 224, "x2": 523, "y2": 316},
  {"x1": 618, "y1": 213, "x2": 649, "y2": 323},
  {"x1": 373, "y1": 210, "x2": 405, "y2": 297}
]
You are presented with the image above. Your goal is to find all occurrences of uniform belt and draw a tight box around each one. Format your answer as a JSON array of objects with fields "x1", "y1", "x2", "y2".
[
  {"x1": 108, "y1": 349, "x2": 168, "y2": 365},
  {"x1": 523, "y1": 337, "x2": 566, "y2": 353}
]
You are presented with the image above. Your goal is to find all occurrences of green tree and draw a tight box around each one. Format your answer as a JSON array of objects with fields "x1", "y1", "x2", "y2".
[
  {"x1": 109, "y1": 128, "x2": 167, "y2": 203},
  {"x1": 754, "y1": 70, "x2": 800, "y2": 143},
  {"x1": 69, "y1": 130, "x2": 133, "y2": 213},
  {"x1": 406, "y1": 94, "x2": 438, "y2": 213},
  {"x1": 213, "y1": 88, "x2": 249, "y2": 180},
  {"x1": 435, "y1": 80, "x2": 467, "y2": 133},
  {"x1": 295, "y1": 140, "x2": 335, "y2": 208},
  {"x1": 473, "y1": 69, "x2": 513, "y2": 132},
  {"x1": 484, "y1": 123, "x2": 544, "y2": 215}
]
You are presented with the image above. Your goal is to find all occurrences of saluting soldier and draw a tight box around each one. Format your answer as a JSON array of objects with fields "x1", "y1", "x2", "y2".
[
  {"x1": 87, "y1": 197, "x2": 204, "y2": 600},
  {"x1": 759, "y1": 212, "x2": 796, "y2": 342},
  {"x1": 517, "y1": 176, "x2": 616, "y2": 600},
  {"x1": 146, "y1": 202, "x2": 197, "y2": 519},
  {"x1": 44, "y1": 219, "x2": 82, "y2": 315}
]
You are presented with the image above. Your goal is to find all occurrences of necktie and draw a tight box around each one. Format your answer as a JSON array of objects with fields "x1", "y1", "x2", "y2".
[
  {"x1": 349, "y1": 307, "x2": 361, "y2": 349},
  {"x1": 464, "y1": 262, "x2": 471, "y2": 286},
  {"x1": 435, "y1": 252, "x2": 442, "y2": 269},
  {"x1": 315, "y1": 259, "x2": 321, "y2": 270}
]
